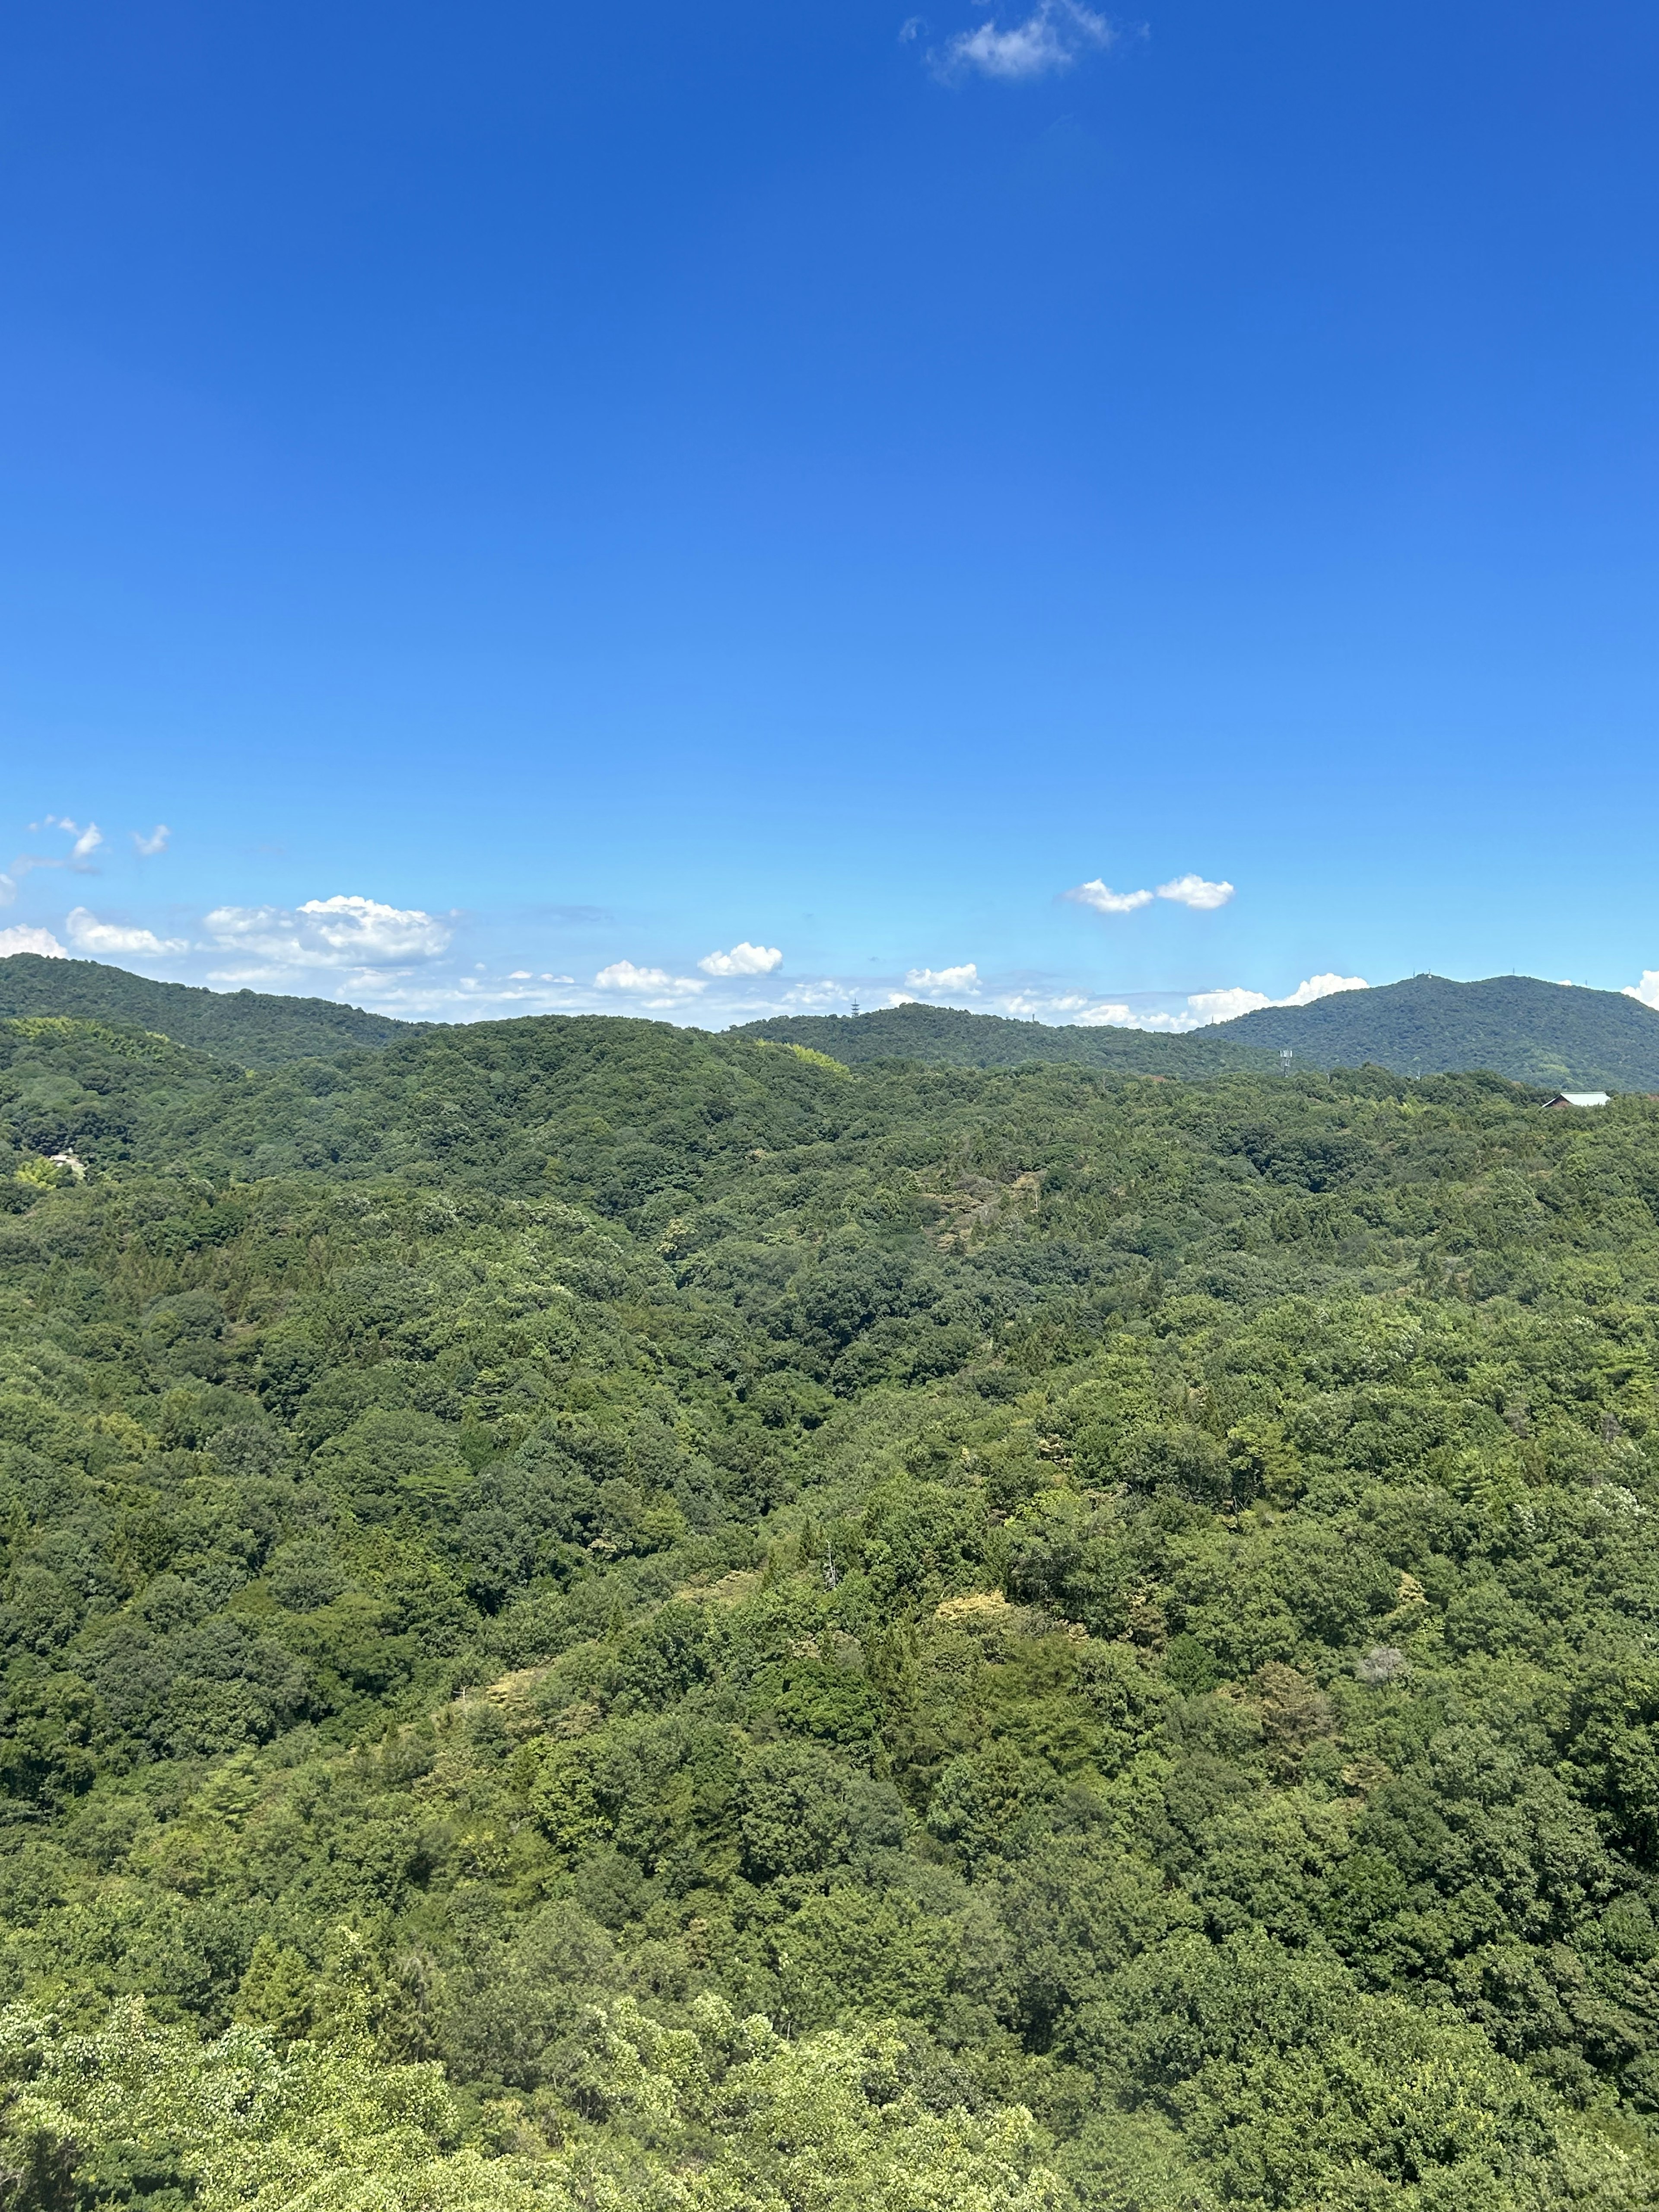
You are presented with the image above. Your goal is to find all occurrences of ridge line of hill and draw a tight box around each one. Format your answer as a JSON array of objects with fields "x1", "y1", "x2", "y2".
[
  {"x1": 0, "y1": 952, "x2": 423, "y2": 1067},
  {"x1": 6, "y1": 953, "x2": 1659, "y2": 1091}
]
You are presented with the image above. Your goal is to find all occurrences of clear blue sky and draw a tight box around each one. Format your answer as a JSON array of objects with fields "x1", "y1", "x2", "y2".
[{"x1": 2, "y1": 0, "x2": 1656, "y2": 1026}]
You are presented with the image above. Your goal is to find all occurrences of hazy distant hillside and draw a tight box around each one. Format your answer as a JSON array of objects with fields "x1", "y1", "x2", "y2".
[
  {"x1": 739, "y1": 976, "x2": 1659, "y2": 1090},
  {"x1": 1216, "y1": 972, "x2": 1659, "y2": 1090},
  {"x1": 732, "y1": 1000, "x2": 1281, "y2": 1073},
  {"x1": 0, "y1": 953, "x2": 423, "y2": 1066}
]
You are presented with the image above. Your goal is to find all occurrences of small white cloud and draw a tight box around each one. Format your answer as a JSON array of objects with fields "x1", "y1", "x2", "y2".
[
  {"x1": 1624, "y1": 973, "x2": 1659, "y2": 1011},
  {"x1": 0, "y1": 925, "x2": 67, "y2": 958},
  {"x1": 1065, "y1": 880, "x2": 1154, "y2": 915},
  {"x1": 938, "y1": 0, "x2": 1113, "y2": 80},
  {"x1": 0, "y1": 874, "x2": 14, "y2": 908},
  {"x1": 904, "y1": 962, "x2": 981, "y2": 992},
  {"x1": 133, "y1": 825, "x2": 171, "y2": 856},
  {"x1": 65, "y1": 907, "x2": 189, "y2": 957},
  {"x1": 8, "y1": 816, "x2": 107, "y2": 884},
  {"x1": 594, "y1": 960, "x2": 706, "y2": 999},
  {"x1": 699, "y1": 941, "x2": 783, "y2": 977},
  {"x1": 1156, "y1": 874, "x2": 1235, "y2": 911}
]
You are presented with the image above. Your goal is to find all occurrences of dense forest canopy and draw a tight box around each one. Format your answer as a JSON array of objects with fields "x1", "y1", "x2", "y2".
[{"x1": 3, "y1": 1006, "x2": 1659, "y2": 2206}]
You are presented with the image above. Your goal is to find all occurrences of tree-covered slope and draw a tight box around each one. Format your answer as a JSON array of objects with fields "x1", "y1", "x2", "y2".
[
  {"x1": 0, "y1": 953, "x2": 423, "y2": 1067},
  {"x1": 1214, "y1": 972, "x2": 1659, "y2": 1089},
  {"x1": 4, "y1": 1015, "x2": 1659, "y2": 2206}
]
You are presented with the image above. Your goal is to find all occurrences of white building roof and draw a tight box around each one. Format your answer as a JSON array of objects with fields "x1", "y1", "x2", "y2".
[{"x1": 1546, "y1": 1091, "x2": 1609, "y2": 1108}]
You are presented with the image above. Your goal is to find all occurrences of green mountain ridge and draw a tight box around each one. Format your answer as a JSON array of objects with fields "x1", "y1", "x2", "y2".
[
  {"x1": 741, "y1": 971, "x2": 1659, "y2": 1089},
  {"x1": 8, "y1": 954, "x2": 1656, "y2": 1091},
  {"x1": 0, "y1": 952, "x2": 422, "y2": 1066},
  {"x1": 1216, "y1": 970, "x2": 1659, "y2": 1089}
]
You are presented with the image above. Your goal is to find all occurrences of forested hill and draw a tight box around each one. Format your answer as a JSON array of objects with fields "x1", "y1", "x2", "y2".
[
  {"x1": 0, "y1": 952, "x2": 422, "y2": 1066},
  {"x1": 740, "y1": 973, "x2": 1659, "y2": 1090},
  {"x1": 6, "y1": 1010, "x2": 1659, "y2": 2206},
  {"x1": 1216, "y1": 972, "x2": 1659, "y2": 1090}
]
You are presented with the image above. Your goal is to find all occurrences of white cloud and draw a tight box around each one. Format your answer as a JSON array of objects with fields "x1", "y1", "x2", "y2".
[
  {"x1": 782, "y1": 979, "x2": 854, "y2": 1009},
  {"x1": 1185, "y1": 986, "x2": 1273, "y2": 1024},
  {"x1": 297, "y1": 894, "x2": 451, "y2": 961},
  {"x1": 0, "y1": 925, "x2": 67, "y2": 958},
  {"x1": 699, "y1": 941, "x2": 783, "y2": 977},
  {"x1": 1624, "y1": 974, "x2": 1659, "y2": 1011},
  {"x1": 1065, "y1": 880, "x2": 1154, "y2": 915},
  {"x1": 0, "y1": 874, "x2": 14, "y2": 908},
  {"x1": 65, "y1": 907, "x2": 189, "y2": 957},
  {"x1": 133, "y1": 825, "x2": 170, "y2": 856},
  {"x1": 1156, "y1": 874, "x2": 1235, "y2": 911},
  {"x1": 997, "y1": 992, "x2": 1088, "y2": 1018},
  {"x1": 1278, "y1": 971, "x2": 1367, "y2": 1007},
  {"x1": 8, "y1": 815, "x2": 107, "y2": 884},
  {"x1": 905, "y1": 963, "x2": 981, "y2": 993},
  {"x1": 938, "y1": 0, "x2": 1113, "y2": 80},
  {"x1": 1064, "y1": 873, "x2": 1238, "y2": 918},
  {"x1": 203, "y1": 894, "x2": 453, "y2": 971},
  {"x1": 1077, "y1": 1001, "x2": 1195, "y2": 1030},
  {"x1": 594, "y1": 960, "x2": 706, "y2": 1001}
]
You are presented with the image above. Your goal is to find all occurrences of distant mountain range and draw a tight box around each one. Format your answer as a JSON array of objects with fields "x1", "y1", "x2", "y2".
[
  {"x1": 735, "y1": 1000, "x2": 1280, "y2": 1074},
  {"x1": 5, "y1": 953, "x2": 1658, "y2": 1090},
  {"x1": 742, "y1": 973, "x2": 1659, "y2": 1090},
  {"x1": 1213, "y1": 973, "x2": 1659, "y2": 1090}
]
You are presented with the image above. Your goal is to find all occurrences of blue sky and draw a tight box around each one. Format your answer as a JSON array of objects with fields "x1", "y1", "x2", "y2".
[{"x1": 2, "y1": 0, "x2": 1656, "y2": 1027}]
